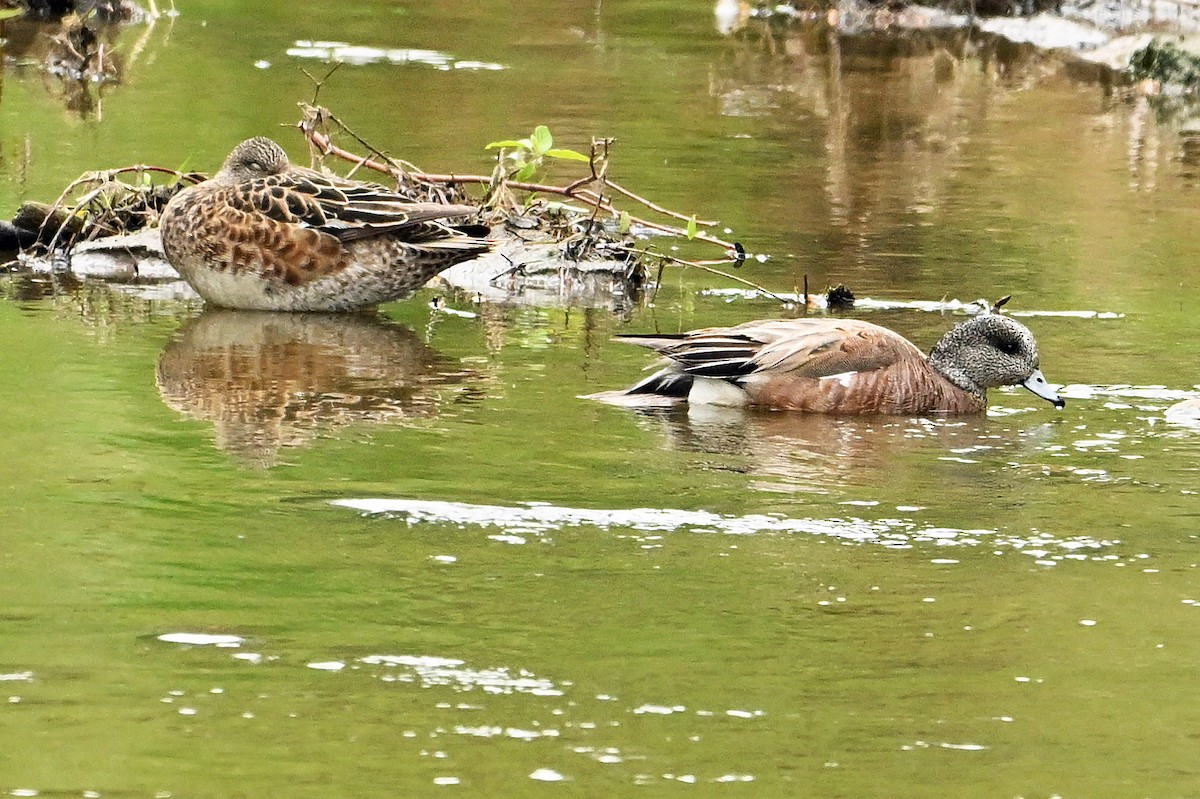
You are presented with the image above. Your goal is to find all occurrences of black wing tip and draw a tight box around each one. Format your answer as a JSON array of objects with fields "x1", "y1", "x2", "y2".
[
  {"x1": 581, "y1": 369, "x2": 692, "y2": 408},
  {"x1": 623, "y1": 370, "x2": 693, "y2": 398}
]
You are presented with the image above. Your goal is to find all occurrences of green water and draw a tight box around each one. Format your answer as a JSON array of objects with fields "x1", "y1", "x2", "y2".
[{"x1": 3, "y1": 2, "x2": 1200, "y2": 796}]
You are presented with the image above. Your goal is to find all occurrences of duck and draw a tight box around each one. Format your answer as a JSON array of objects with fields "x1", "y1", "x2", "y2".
[
  {"x1": 588, "y1": 312, "x2": 1065, "y2": 414},
  {"x1": 1165, "y1": 398, "x2": 1200, "y2": 423},
  {"x1": 159, "y1": 137, "x2": 491, "y2": 312}
]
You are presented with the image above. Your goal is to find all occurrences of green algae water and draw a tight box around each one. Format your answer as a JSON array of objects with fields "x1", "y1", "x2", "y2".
[{"x1": 2, "y1": 2, "x2": 1200, "y2": 796}]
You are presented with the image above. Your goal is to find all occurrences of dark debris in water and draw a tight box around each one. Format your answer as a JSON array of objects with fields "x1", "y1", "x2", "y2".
[
  {"x1": 826, "y1": 283, "x2": 856, "y2": 310},
  {"x1": 1129, "y1": 38, "x2": 1200, "y2": 92},
  {"x1": 17, "y1": 0, "x2": 145, "y2": 23}
]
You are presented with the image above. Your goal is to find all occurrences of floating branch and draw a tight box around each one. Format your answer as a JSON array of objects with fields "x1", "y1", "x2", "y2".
[
  {"x1": 295, "y1": 103, "x2": 743, "y2": 259},
  {"x1": 18, "y1": 165, "x2": 202, "y2": 253}
]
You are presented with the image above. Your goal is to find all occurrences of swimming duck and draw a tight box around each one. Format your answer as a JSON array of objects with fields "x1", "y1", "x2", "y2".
[
  {"x1": 159, "y1": 137, "x2": 490, "y2": 312},
  {"x1": 1165, "y1": 398, "x2": 1200, "y2": 423},
  {"x1": 590, "y1": 313, "x2": 1065, "y2": 414}
]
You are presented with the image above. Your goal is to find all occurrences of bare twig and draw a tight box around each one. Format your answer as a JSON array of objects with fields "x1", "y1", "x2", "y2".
[
  {"x1": 300, "y1": 62, "x2": 344, "y2": 106},
  {"x1": 609, "y1": 245, "x2": 789, "y2": 304},
  {"x1": 298, "y1": 104, "x2": 426, "y2": 183},
  {"x1": 604, "y1": 179, "x2": 717, "y2": 226}
]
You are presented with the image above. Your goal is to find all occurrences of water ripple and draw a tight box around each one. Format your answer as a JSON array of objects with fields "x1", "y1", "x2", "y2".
[
  {"x1": 332, "y1": 498, "x2": 1119, "y2": 562},
  {"x1": 361, "y1": 654, "x2": 565, "y2": 696}
]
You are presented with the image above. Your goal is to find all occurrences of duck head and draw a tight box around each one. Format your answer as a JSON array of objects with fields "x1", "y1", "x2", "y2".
[
  {"x1": 929, "y1": 314, "x2": 1065, "y2": 408},
  {"x1": 212, "y1": 137, "x2": 291, "y2": 185}
]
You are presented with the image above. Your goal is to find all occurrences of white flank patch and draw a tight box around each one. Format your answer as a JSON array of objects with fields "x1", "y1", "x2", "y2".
[{"x1": 688, "y1": 377, "x2": 749, "y2": 407}]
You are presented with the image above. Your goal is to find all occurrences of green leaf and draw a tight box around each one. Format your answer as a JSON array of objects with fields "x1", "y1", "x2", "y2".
[
  {"x1": 515, "y1": 162, "x2": 538, "y2": 181},
  {"x1": 618, "y1": 211, "x2": 632, "y2": 235},
  {"x1": 545, "y1": 148, "x2": 590, "y2": 162},
  {"x1": 485, "y1": 139, "x2": 526, "y2": 150},
  {"x1": 530, "y1": 125, "x2": 554, "y2": 155},
  {"x1": 686, "y1": 215, "x2": 698, "y2": 240},
  {"x1": 0, "y1": 8, "x2": 22, "y2": 20}
]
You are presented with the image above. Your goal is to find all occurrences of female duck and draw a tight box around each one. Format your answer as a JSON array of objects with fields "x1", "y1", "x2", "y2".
[
  {"x1": 160, "y1": 137, "x2": 490, "y2": 312},
  {"x1": 591, "y1": 313, "x2": 1065, "y2": 414}
]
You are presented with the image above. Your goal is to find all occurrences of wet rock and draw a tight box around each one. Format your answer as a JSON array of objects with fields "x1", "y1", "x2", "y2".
[
  {"x1": 18, "y1": 0, "x2": 75, "y2": 18},
  {"x1": 13, "y1": 201, "x2": 85, "y2": 244},
  {"x1": 20, "y1": 227, "x2": 180, "y2": 282},
  {"x1": 721, "y1": 0, "x2": 1200, "y2": 91}
]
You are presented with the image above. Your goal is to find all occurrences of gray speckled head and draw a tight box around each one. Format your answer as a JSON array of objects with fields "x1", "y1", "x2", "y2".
[
  {"x1": 213, "y1": 137, "x2": 291, "y2": 184},
  {"x1": 929, "y1": 314, "x2": 1060, "y2": 406}
]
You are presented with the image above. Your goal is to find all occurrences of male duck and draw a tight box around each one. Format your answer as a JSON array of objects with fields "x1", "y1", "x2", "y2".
[
  {"x1": 159, "y1": 137, "x2": 490, "y2": 312},
  {"x1": 590, "y1": 313, "x2": 1065, "y2": 414},
  {"x1": 1165, "y1": 398, "x2": 1200, "y2": 423}
]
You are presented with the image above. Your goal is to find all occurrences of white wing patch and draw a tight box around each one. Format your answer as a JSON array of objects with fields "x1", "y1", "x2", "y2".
[{"x1": 819, "y1": 371, "x2": 859, "y2": 387}]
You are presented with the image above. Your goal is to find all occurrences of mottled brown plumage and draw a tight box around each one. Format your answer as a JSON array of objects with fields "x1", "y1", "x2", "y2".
[
  {"x1": 589, "y1": 315, "x2": 1065, "y2": 415},
  {"x1": 159, "y1": 137, "x2": 491, "y2": 311}
]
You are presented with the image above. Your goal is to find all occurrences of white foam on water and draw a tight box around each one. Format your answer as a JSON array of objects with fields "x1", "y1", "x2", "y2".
[
  {"x1": 361, "y1": 654, "x2": 562, "y2": 696},
  {"x1": 332, "y1": 498, "x2": 1119, "y2": 562},
  {"x1": 288, "y1": 40, "x2": 505, "y2": 71},
  {"x1": 157, "y1": 633, "x2": 243, "y2": 647}
]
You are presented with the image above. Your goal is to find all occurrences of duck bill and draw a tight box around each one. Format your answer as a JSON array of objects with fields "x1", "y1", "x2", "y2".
[{"x1": 1022, "y1": 369, "x2": 1065, "y2": 408}]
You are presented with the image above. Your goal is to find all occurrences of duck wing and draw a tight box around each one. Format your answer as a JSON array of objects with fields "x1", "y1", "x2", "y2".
[
  {"x1": 620, "y1": 319, "x2": 926, "y2": 380},
  {"x1": 225, "y1": 167, "x2": 478, "y2": 243}
]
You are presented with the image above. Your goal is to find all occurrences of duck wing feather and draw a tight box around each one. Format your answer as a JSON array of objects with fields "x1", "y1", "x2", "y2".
[
  {"x1": 226, "y1": 166, "x2": 479, "y2": 243},
  {"x1": 620, "y1": 319, "x2": 926, "y2": 380}
]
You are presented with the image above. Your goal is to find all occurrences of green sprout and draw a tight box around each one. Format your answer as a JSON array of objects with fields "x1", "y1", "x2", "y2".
[{"x1": 486, "y1": 125, "x2": 590, "y2": 181}]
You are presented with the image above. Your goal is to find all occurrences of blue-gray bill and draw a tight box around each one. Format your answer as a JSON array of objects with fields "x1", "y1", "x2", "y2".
[{"x1": 1022, "y1": 369, "x2": 1065, "y2": 408}]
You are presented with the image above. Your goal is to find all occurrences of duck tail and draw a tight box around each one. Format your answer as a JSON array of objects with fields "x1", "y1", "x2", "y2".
[
  {"x1": 623, "y1": 368, "x2": 693, "y2": 397},
  {"x1": 580, "y1": 367, "x2": 693, "y2": 407}
]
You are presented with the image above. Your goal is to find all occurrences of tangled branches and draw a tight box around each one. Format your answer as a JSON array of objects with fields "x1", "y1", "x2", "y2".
[
  {"x1": 294, "y1": 103, "x2": 778, "y2": 298},
  {"x1": 13, "y1": 165, "x2": 201, "y2": 254}
]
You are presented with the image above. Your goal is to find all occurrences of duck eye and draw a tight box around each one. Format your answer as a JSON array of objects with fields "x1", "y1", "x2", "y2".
[{"x1": 996, "y1": 338, "x2": 1021, "y2": 356}]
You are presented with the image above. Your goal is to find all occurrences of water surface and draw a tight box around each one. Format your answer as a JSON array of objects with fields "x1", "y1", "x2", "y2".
[{"x1": 2, "y1": 2, "x2": 1200, "y2": 796}]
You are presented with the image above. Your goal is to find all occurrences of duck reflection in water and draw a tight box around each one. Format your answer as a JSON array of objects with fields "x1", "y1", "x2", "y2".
[
  {"x1": 625, "y1": 404, "x2": 1011, "y2": 495},
  {"x1": 156, "y1": 311, "x2": 484, "y2": 467}
]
